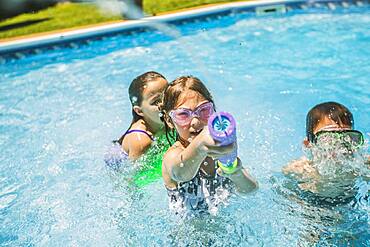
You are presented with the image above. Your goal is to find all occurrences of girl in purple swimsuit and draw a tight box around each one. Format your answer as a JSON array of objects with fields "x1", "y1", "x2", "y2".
[
  {"x1": 105, "y1": 71, "x2": 168, "y2": 168},
  {"x1": 160, "y1": 76, "x2": 257, "y2": 214}
]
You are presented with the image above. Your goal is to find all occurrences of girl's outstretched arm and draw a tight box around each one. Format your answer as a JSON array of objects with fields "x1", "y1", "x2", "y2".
[
  {"x1": 163, "y1": 127, "x2": 235, "y2": 182},
  {"x1": 162, "y1": 139, "x2": 207, "y2": 183}
]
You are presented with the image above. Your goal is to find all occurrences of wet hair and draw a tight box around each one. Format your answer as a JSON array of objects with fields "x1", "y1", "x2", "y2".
[
  {"x1": 116, "y1": 71, "x2": 166, "y2": 144},
  {"x1": 306, "y1": 101, "x2": 354, "y2": 142},
  {"x1": 161, "y1": 76, "x2": 215, "y2": 145}
]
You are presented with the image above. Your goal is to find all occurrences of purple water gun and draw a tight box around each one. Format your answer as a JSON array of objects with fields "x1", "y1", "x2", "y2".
[{"x1": 208, "y1": 112, "x2": 238, "y2": 174}]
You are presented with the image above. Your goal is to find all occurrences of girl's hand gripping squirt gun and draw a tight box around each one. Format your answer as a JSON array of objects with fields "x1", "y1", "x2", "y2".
[{"x1": 208, "y1": 112, "x2": 238, "y2": 174}]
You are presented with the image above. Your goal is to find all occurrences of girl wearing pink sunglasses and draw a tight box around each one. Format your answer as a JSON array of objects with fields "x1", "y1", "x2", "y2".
[{"x1": 160, "y1": 76, "x2": 257, "y2": 214}]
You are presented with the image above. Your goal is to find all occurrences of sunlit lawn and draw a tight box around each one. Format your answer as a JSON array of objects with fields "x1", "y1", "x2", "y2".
[
  {"x1": 0, "y1": 0, "x2": 242, "y2": 40},
  {"x1": 145, "y1": 0, "x2": 242, "y2": 14},
  {"x1": 0, "y1": 3, "x2": 120, "y2": 40}
]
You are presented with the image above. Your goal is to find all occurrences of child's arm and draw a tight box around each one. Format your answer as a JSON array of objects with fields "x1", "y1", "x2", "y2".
[
  {"x1": 282, "y1": 157, "x2": 318, "y2": 181},
  {"x1": 162, "y1": 140, "x2": 206, "y2": 182},
  {"x1": 282, "y1": 159, "x2": 305, "y2": 178},
  {"x1": 218, "y1": 158, "x2": 258, "y2": 194},
  {"x1": 162, "y1": 127, "x2": 234, "y2": 182},
  {"x1": 123, "y1": 133, "x2": 152, "y2": 160}
]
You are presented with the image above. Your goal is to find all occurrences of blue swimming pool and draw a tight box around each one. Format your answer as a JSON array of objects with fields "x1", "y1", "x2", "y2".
[{"x1": 1, "y1": 1, "x2": 369, "y2": 246}]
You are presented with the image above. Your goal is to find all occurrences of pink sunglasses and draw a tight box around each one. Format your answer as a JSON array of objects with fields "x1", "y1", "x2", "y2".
[{"x1": 169, "y1": 102, "x2": 214, "y2": 126}]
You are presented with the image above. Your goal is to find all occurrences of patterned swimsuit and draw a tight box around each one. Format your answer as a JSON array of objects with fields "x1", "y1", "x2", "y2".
[{"x1": 166, "y1": 166, "x2": 232, "y2": 214}]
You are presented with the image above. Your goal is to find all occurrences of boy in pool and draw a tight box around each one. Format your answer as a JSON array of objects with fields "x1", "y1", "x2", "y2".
[
  {"x1": 161, "y1": 76, "x2": 257, "y2": 214},
  {"x1": 105, "y1": 71, "x2": 168, "y2": 167},
  {"x1": 282, "y1": 102, "x2": 369, "y2": 200}
]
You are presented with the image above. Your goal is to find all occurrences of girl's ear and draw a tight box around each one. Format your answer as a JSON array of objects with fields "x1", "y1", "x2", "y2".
[
  {"x1": 303, "y1": 137, "x2": 311, "y2": 148},
  {"x1": 133, "y1": 106, "x2": 144, "y2": 117}
]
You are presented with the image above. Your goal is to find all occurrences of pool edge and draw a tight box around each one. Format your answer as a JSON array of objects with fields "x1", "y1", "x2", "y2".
[{"x1": 0, "y1": 0, "x2": 367, "y2": 56}]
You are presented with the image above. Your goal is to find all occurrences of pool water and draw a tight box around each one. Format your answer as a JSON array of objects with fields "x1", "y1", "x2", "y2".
[{"x1": 1, "y1": 4, "x2": 369, "y2": 246}]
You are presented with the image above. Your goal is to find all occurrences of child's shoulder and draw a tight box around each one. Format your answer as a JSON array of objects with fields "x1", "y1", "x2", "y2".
[
  {"x1": 121, "y1": 121, "x2": 154, "y2": 158},
  {"x1": 163, "y1": 141, "x2": 184, "y2": 159},
  {"x1": 282, "y1": 157, "x2": 309, "y2": 173},
  {"x1": 125, "y1": 121, "x2": 153, "y2": 141},
  {"x1": 282, "y1": 157, "x2": 317, "y2": 180}
]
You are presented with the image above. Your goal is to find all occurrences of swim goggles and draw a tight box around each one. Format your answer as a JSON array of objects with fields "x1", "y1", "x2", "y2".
[
  {"x1": 169, "y1": 102, "x2": 214, "y2": 126},
  {"x1": 313, "y1": 129, "x2": 364, "y2": 149}
]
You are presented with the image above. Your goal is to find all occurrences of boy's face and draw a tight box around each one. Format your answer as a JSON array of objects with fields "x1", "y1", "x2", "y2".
[
  {"x1": 303, "y1": 117, "x2": 352, "y2": 147},
  {"x1": 304, "y1": 117, "x2": 365, "y2": 166}
]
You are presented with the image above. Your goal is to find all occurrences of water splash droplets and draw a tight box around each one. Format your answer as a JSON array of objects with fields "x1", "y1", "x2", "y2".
[
  {"x1": 56, "y1": 64, "x2": 68, "y2": 72},
  {"x1": 0, "y1": 192, "x2": 18, "y2": 210}
]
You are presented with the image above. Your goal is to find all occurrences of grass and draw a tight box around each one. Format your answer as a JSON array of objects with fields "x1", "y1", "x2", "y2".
[
  {"x1": 145, "y1": 0, "x2": 241, "y2": 15},
  {"x1": 0, "y1": 2, "x2": 121, "y2": 40},
  {"x1": 0, "y1": 0, "x2": 243, "y2": 40}
]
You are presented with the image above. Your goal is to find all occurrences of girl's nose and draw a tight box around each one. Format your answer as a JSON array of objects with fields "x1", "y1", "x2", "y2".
[{"x1": 190, "y1": 116, "x2": 202, "y2": 129}]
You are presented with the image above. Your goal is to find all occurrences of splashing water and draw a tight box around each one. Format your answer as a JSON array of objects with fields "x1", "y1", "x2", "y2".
[
  {"x1": 1, "y1": 3, "x2": 369, "y2": 246},
  {"x1": 300, "y1": 139, "x2": 370, "y2": 200},
  {"x1": 90, "y1": 0, "x2": 214, "y2": 82},
  {"x1": 94, "y1": 0, "x2": 143, "y2": 19},
  {"x1": 308, "y1": 140, "x2": 369, "y2": 178}
]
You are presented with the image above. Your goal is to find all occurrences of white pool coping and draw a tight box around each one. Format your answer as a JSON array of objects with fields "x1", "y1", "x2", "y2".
[
  {"x1": 0, "y1": 0, "x2": 300, "y2": 53},
  {"x1": 0, "y1": 0, "x2": 346, "y2": 53}
]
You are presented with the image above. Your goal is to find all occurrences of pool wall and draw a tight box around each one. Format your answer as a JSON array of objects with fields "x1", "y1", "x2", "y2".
[{"x1": 0, "y1": 0, "x2": 368, "y2": 60}]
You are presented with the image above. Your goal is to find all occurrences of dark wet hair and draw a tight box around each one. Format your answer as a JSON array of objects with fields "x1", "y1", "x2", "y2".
[
  {"x1": 161, "y1": 76, "x2": 215, "y2": 145},
  {"x1": 116, "y1": 71, "x2": 166, "y2": 144},
  {"x1": 306, "y1": 101, "x2": 354, "y2": 142}
]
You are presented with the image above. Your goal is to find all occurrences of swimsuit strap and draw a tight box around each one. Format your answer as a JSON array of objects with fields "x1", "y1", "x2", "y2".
[{"x1": 124, "y1": 129, "x2": 154, "y2": 141}]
